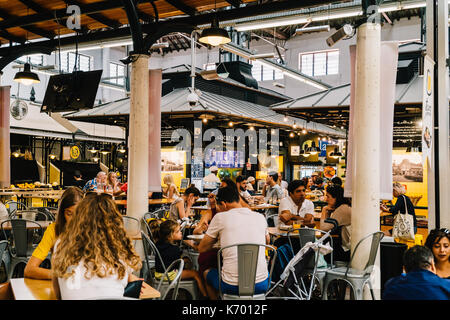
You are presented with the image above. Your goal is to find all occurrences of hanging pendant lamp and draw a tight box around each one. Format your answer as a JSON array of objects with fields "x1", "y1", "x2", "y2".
[
  {"x1": 14, "y1": 63, "x2": 40, "y2": 86},
  {"x1": 198, "y1": 2, "x2": 231, "y2": 48}
]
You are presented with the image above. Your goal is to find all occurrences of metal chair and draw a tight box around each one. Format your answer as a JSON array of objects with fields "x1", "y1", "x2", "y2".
[
  {"x1": 217, "y1": 243, "x2": 277, "y2": 300},
  {"x1": 266, "y1": 213, "x2": 279, "y2": 227},
  {"x1": 31, "y1": 207, "x2": 56, "y2": 222},
  {"x1": 5, "y1": 201, "x2": 28, "y2": 219},
  {"x1": 0, "y1": 240, "x2": 8, "y2": 283},
  {"x1": 122, "y1": 216, "x2": 140, "y2": 239},
  {"x1": 141, "y1": 232, "x2": 198, "y2": 300},
  {"x1": 286, "y1": 227, "x2": 334, "y2": 298},
  {"x1": 0, "y1": 219, "x2": 44, "y2": 279},
  {"x1": 322, "y1": 231, "x2": 384, "y2": 300}
]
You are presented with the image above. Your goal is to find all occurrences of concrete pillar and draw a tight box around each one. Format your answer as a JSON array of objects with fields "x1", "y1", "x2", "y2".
[
  {"x1": 426, "y1": 0, "x2": 450, "y2": 229},
  {"x1": 148, "y1": 69, "x2": 162, "y2": 192},
  {"x1": 126, "y1": 54, "x2": 149, "y2": 223},
  {"x1": 435, "y1": 0, "x2": 450, "y2": 228},
  {"x1": 350, "y1": 23, "x2": 381, "y2": 298},
  {"x1": 0, "y1": 86, "x2": 10, "y2": 188}
]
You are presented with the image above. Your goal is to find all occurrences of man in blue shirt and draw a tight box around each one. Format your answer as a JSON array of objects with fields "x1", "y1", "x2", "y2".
[
  {"x1": 82, "y1": 171, "x2": 107, "y2": 192},
  {"x1": 383, "y1": 245, "x2": 450, "y2": 300}
]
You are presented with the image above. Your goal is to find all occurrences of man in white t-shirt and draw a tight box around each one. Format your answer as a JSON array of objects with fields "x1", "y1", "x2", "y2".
[
  {"x1": 279, "y1": 180, "x2": 315, "y2": 226},
  {"x1": 198, "y1": 185, "x2": 270, "y2": 300}
]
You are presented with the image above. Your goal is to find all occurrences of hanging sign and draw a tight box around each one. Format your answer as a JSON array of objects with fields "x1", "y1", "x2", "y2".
[
  {"x1": 422, "y1": 55, "x2": 434, "y2": 166},
  {"x1": 70, "y1": 145, "x2": 80, "y2": 160}
]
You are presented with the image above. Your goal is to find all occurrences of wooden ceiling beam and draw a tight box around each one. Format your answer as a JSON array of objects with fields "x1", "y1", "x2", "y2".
[
  {"x1": 0, "y1": 0, "x2": 335, "y2": 30},
  {"x1": 225, "y1": 0, "x2": 242, "y2": 8},
  {"x1": 165, "y1": 0, "x2": 196, "y2": 16},
  {"x1": 0, "y1": 0, "x2": 125, "y2": 29},
  {"x1": 0, "y1": 30, "x2": 26, "y2": 44},
  {"x1": 0, "y1": 7, "x2": 55, "y2": 39},
  {"x1": 62, "y1": 0, "x2": 122, "y2": 29}
]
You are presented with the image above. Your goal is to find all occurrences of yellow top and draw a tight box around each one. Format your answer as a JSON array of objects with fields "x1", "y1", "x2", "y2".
[{"x1": 31, "y1": 223, "x2": 56, "y2": 261}]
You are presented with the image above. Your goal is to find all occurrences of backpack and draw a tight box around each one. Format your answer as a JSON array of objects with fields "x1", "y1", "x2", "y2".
[{"x1": 271, "y1": 243, "x2": 294, "y2": 283}]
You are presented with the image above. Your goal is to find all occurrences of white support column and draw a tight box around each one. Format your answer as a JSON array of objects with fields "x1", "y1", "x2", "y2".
[
  {"x1": 0, "y1": 86, "x2": 10, "y2": 188},
  {"x1": 126, "y1": 54, "x2": 149, "y2": 224},
  {"x1": 425, "y1": 0, "x2": 436, "y2": 230},
  {"x1": 350, "y1": 23, "x2": 381, "y2": 298},
  {"x1": 436, "y1": 0, "x2": 450, "y2": 228},
  {"x1": 426, "y1": 0, "x2": 450, "y2": 229}
]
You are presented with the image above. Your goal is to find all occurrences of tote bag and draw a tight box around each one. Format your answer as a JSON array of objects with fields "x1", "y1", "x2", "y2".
[{"x1": 392, "y1": 196, "x2": 415, "y2": 241}]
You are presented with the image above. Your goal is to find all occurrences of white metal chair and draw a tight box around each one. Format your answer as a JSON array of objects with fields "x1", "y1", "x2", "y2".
[
  {"x1": 322, "y1": 231, "x2": 384, "y2": 300},
  {"x1": 217, "y1": 243, "x2": 277, "y2": 300}
]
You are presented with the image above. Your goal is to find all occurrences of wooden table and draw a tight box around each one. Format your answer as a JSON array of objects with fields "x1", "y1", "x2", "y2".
[
  {"x1": 10, "y1": 278, "x2": 160, "y2": 300},
  {"x1": 115, "y1": 199, "x2": 174, "y2": 206},
  {"x1": 0, "y1": 220, "x2": 52, "y2": 230},
  {"x1": 267, "y1": 226, "x2": 337, "y2": 238}
]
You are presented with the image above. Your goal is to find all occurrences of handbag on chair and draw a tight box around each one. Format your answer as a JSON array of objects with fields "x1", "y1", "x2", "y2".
[{"x1": 392, "y1": 196, "x2": 415, "y2": 241}]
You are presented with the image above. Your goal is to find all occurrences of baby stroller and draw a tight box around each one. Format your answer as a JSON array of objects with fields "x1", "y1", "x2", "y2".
[{"x1": 266, "y1": 232, "x2": 333, "y2": 300}]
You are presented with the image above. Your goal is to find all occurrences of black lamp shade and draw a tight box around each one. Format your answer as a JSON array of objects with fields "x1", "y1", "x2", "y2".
[
  {"x1": 14, "y1": 63, "x2": 40, "y2": 85},
  {"x1": 199, "y1": 18, "x2": 231, "y2": 46}
]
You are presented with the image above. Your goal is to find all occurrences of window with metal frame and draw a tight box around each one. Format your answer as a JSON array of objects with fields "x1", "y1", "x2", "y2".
[
  {"x1": 299, "y1": 49, "x2": 339, "y2": 76},
  {"x1": 109, "y1": 62, "x2": 125, "y2": 86}
]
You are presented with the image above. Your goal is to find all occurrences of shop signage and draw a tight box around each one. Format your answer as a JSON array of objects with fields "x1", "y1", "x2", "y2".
[
  {"x1": 70, "y1": 145, "x2": 80, "y2": 160},
  {"x1": 422, "y1": 55, "x2": 434, "y2": 166}
]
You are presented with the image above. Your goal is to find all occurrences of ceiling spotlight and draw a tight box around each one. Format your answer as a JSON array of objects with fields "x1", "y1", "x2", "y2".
[
  {"x1": 293, "y1": 123, "x2": 297, "y2": 129},
  {"x1": 202, "y1": 118, "x2": 208, "y2": 123},
  {"x1": 14, "y1": 63, "x2": 40, "y2": 86},
  {"x1": 322, "y1": 137, "x2": 327, "y2": 141},
  {"x1": 302, "y1": 129, "x2": 307, "y2": 134},
  {"x1": 49, "y1": 154, "x2": 56, "y2": 160},
  {"x1": 341, "y1": 126, "x2": 345, "y2": 130},
  {"x1": 93, "y1": 156, "x2": 100, "y2": 162},
  {"x1": 12, "y1": 150, "x2": 21, "y2": 158},
  {"x1": 326, "y1": 24, "x2": 354, "y2": 47},
  {"x1": 249, "y1": 126, "x2": 255, "y2": 131},
  {"x1": 271, "y1": 129, "x2": 276, "y2": 135},
  {"x1": 228, "y1": 121, "x2": 234, "y2": 127},
  {"x1": 284, "y1": 115, "x2": 288, "y2": 122},
  {"x1": 289, "y1": 132, "x2": 295, "y2": 138}
]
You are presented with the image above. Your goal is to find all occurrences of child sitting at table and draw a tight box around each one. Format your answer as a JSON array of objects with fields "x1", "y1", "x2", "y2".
[{"x1": 154, "y1": 219, "x2": 209, "y2": 299}]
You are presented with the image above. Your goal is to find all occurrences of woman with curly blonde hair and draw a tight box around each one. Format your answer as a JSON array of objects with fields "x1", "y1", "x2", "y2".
[{"x1": 51, "y1": 192, "x2": 149, "y2": 299}]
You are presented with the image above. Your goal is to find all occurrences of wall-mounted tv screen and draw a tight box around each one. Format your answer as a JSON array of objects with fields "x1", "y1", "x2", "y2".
[
  {"x1": 41, "y1": 70, "x2": 102, "y2": 113},
  {"x1": 205, "y1": 150, "x2": 244, "y2": 168}
]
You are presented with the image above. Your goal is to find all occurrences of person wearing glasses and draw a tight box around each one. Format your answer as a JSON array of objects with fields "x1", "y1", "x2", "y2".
[
  {"x1": 425, "y1": 228, "x2": 450, "y2": 279},
  {"x1": 24, "y1": 187, "x2": 84, "y2": 280},
  {"x1": 383, "y1": 245, "x2": 450, "y2": 300}
]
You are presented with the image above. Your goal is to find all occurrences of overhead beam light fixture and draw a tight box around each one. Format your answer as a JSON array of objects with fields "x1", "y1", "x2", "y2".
[
  {"x1": 234, "y1": 0, "x2": 427, "y2": 32},
  {"x1": 295, "y1": 25, "x2": 330, "y2": 35}
]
